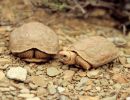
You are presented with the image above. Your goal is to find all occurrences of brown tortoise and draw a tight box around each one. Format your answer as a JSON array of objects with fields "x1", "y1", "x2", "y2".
[
  {"x1": 59, "y1": 36, "x2": 119, "y2": 69},
  {"x1": 9, "y1": 22, "x2": 59, "y2": 62}
]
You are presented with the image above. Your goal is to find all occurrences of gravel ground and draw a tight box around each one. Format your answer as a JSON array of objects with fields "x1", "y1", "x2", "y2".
[{"x1": 0, "y1": 0, "x2": 130, "y2": 100}]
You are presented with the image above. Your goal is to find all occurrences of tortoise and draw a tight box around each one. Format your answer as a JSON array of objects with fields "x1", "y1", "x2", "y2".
[
  {"x1": 59, "y1": 36, "x2": 119, "y2": 69},
  {"x1": 9, "y1": 21, "x2": 59, "y2": 62}
]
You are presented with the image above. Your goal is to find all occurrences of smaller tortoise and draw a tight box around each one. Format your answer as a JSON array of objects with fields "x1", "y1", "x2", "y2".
[
  {"x1": 59, "y1": 36, "x2": 119, "y2": 69},
  {"x1": 9, "y1": 22, "x2": 59, "y2": 62}
]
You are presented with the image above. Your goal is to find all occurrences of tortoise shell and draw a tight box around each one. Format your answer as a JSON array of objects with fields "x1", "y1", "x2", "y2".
[
  {"x1": 70, "y1": 36, "x2": 119, "y2": 67},
  {"x1": 9, "y1": 22, "x2": 59, "y2": 62}
]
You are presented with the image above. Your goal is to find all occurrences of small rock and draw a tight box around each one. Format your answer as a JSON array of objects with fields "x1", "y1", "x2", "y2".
[
  {"x1": 119, "y1": 57, "x2": 127, "y2": 65},
  {"x1": 37, "y1": 87, "x2": 47, "y2": 96},
  {"x1": 60, "y1": 95, "x2": 69, "y2": 100},
  {"x1": 124, "y1": 64, "x2": 130, "y2": 68},
  {"x1": 127, "y1": 57, "x2": 130, "y2": 64},
  {"x1": 87, "y1": 69, "x2": 100, "y2": 78},
  {"x1": 78, "y1": 71, "x2": 87, "y2": 77},
  {"x1": 26, "y1": 97, "x2": 40, "y2": 100},
  {"x1": 57, "y1": 87, "x2": 65, "y2": 93},
  {"x1": 6, "y1": 67, "x2": 27, "y2": 81},
  {"x1": 18, "y1": 94, "x2": 34, "y2": 98},
  {"x1": 108, "y1": 37, "x2": 127, "y2": 47},
  {"x1": 124, "y1": 48, "x2": 130, "y2": 55},
  {"x1": 20, "y1": 88, "x2": 30, "y2": 93},
  {"x1": 0, "y1": 87, "x2": 10, "y2": 91},
  {"x1": 9, "y1": 86, "x2": 16, "y2": 91},
  {"x1": 112, "y1": 67, "x2": 120, "y2": 73},
  {"x1": 29, "y1": 83, "x2": 37, "y2": 90},
  {"x1": 0, "y1": 64, "x2": 9, "y2": 70},
  {"x1": 79, "y1": 95, "x2": 99, "y2": 100},
  {"x1": 30, "y1": 75, "x2": 47, "y2": 87},
  {"x1": 112, "y1": 73, "x2": 128, "y2": 83},
  {"x1": 47, "y1": 67, "x2": 60, "y2": 76},
  {"x1": 70, "y1": 67, "x2": 79, "y2": 71},
  {"x1": 85, "y1": 85, "x2": 92, "y2": 91},
  {"x1": 0, "y1": 58, "x2": 12, "y2": 64},
  {"x1": 77, "y1": 77, "x2": 88, "y2": 87},
  {"x1": 0, "y1": 47, "x2": 5, "y2": 54},
  {"x1": 102, "y1": 95, "x2": 117, "y2": 100},
  {"x1": 113, "y1": 83, "x2": 121, "y2": 90},
  {"x1": 47, "y1": 82, "x2": 56, "y2": 94},
  {"x1": 126, "y1": 97, "x2": 130, "y2": 100},
  {"x1": 95, "y1": 87, "x2": 101, "y2": 91},
  {"x1": 0, "y1": 26, "x2": 13, "y2": 32},
  {"x1": 63, "y1": 70, "x2": 75, "y2": 81},
  {"x1": 0, "y1": 70, "x2": 5, "y2": 80},
  {"x1": 0, "y1": 41, "x2": 5, "y2": 46},
  {"x1": 62, "y1": 65, "x2": 69, "y2": 70}
]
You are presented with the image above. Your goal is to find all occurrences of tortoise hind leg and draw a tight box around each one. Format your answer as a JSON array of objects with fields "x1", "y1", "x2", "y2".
[{"x1": 76, "y1": 56, "x2": 91, "y2": 70}]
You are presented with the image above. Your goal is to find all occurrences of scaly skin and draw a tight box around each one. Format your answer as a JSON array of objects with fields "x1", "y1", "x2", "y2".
[{"x1": 59, "y1": 50, "x2": 91, "y2": 69}]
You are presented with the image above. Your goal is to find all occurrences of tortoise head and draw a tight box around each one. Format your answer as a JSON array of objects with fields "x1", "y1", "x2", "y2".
[{"x1": 58, "y1": 50, "x2": 77, "y2": 65}]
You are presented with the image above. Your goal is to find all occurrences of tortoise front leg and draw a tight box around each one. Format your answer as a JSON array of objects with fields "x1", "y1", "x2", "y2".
[{"x1": 75, "y1": 56, "x2": 91, "y2": 70}]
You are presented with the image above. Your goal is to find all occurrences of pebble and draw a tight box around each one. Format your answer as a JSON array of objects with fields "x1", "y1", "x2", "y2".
[
  {"x1": 9, "y1": 86, "x2": 16, "y2": 91},
  {"x1": 124, "y1": 64, "x2": 130, "y2": 68},
  {"x1": 62, "y1": 65, "x2": 69, "y2": 70},
  {"x1": 47, "y1": 67, "x2": 60, "y2": 76},
  {"x1": 0, "y1": 26, "x2": 13, "y2": 32},
  {"x1": 0, "y1": 70, "x2": 5, "y2": 80},
  {"x1": 20, "y1": 88, "x2": 30, "y2": 93},
  {"x1": 0, "y1": 87, "x2": 10, "y2": 91},
  {"x1": 78, "y1": 71, "x2": 87, "y2": 77},
  {"x1": 60, "y1": 95, "x2": 69, "y2": 100},
  {"x1": 0, "y1": 58, "x2": 12, "y2": 64},
  {"x1": 87, "y1": 69, "x2": 100, "y2": 78},
  {"x1": 95, "y1": 87, "x2": 101, "y2": 91},
  {"x1": 63, "y1": 70, "x2": 75, "y2": 81},
  {"x1": 0, "y1": 47, "x2": 5, "y2": 54},
  {"x1": 67, "y1": 84, "x2": 74, "y2": 90},
  {"x1": 107, "y1": 37, "x2": 127, "y2": 47},
  {"x1": 30, "y1": 75, "x2": 47, "y2": 87},
  {"x1": 102, "y1": 95, "x2": 117, "y2": 100},
  {"x1": 57, "y1": 87, "x2": 65, "y2": 93},
  {"x1": 126, "y1": 97, "x2": 130, "y2": 100},
  {"x1": 0, "y1": 82, "x2": 9, "y2": 87},
  {"x1": 18, "y1": 94, "x2": 34, "y2": 98},
  {"x1": 37, "y1": 87, "x2": 47, "y2": 96},
  {"x1": 29, "y1": 83, "x2": 37, "y2": 90},
  {"x1": 77, "y1": 77, "x2": 88, "y2": 87},
  {"x1": 47, "y1": 82, "x2": 57, "y2": 94},
  {"x1": 127, "y1": 57, "x2": 130, "y2": 64},
  {"x1": 112, "y1": 73, "x2": 128, "y2": 83},
  {"x1": 119, "y1": 57, "x2": 127, "y2": 65},
  {"x1": 79, "y1": 96, "x2": 99, "y2": 100},
  {"x1": 0, "y1": 64, "x2": 9, "y2": 70},
  {"x1": 6, "y1": 67, "x2": 27, "y2": 82},
  {"x1": 26, "y1": 97, "x2": 40, "y2": 100},
  {"x1": 113, "y1": 83, "x2": 121, "y2": 90}
]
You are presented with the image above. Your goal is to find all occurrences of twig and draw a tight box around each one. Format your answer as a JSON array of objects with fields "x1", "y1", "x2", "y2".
[{"x1": 73, "y1": 0, "x2": 86, "y2": 14}]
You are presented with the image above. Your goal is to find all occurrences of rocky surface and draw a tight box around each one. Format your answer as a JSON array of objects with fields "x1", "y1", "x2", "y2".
[{"x1": 0, "y1": 0, "x2": 130, "y2": 100}]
